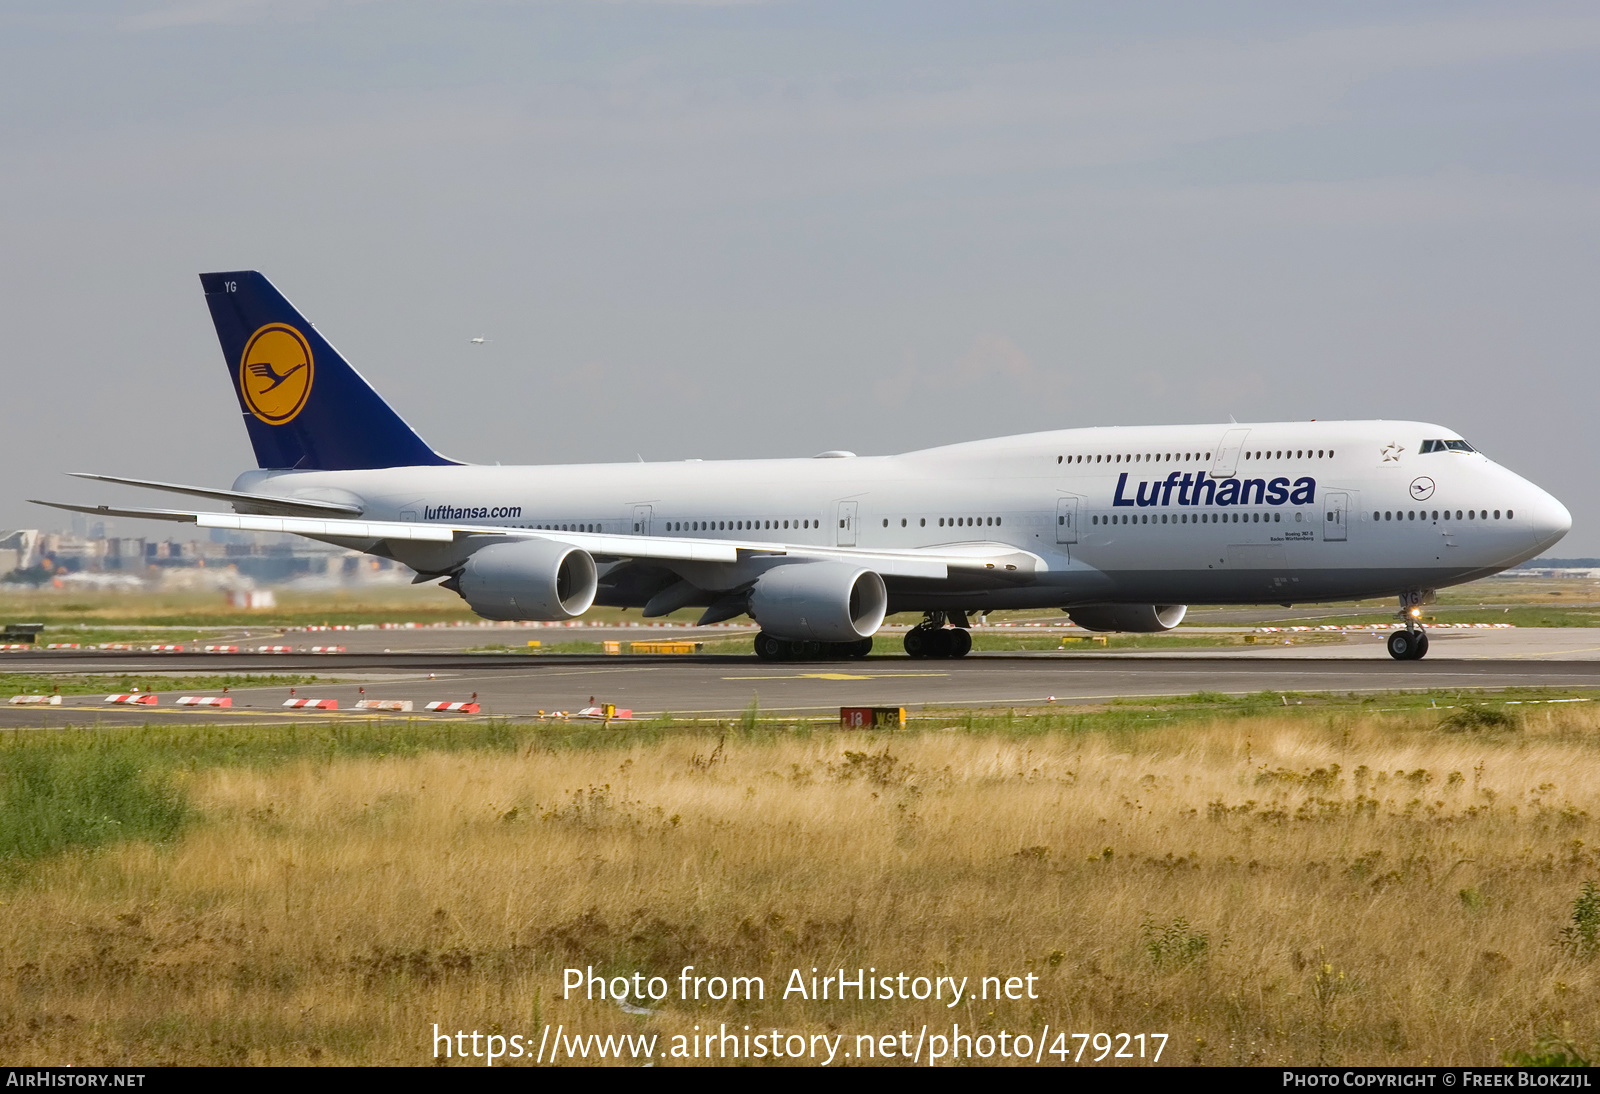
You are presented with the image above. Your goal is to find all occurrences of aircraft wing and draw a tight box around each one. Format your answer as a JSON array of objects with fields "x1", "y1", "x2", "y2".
[{"x1": 30, "y1": 500, "x2": 1044, "y2": 581}]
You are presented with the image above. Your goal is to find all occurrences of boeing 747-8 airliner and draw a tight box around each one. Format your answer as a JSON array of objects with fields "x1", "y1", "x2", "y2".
[{"x1": 37, "y1": 271, "x2": 1571, "y2": 661}]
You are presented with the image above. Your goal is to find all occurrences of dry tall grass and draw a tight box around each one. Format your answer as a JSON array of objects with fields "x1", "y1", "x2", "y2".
[{"x1": 3, "y1": 706, "x2": 1599, "y2": 1065}]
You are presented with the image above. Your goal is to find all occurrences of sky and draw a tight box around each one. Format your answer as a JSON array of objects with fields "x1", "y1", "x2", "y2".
[{"x1": 4, "y1": 1, "x2": 1599, "y2": 552}]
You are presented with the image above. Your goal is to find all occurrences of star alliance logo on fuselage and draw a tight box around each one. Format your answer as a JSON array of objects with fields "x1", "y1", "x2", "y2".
[
  {"x1": 1111, "y1": 471, "x2": 1316, "y2": 508},
  {"x1": 239, "y1": 323, "x2": 314, "y2": 425}
]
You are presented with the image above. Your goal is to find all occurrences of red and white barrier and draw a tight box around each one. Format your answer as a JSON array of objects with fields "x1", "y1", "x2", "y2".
[
  {"x1": 258, "y1": 646, "x2": 295, "y2": 653},
  {"x1": 46, "y1": 643, "x2": 80, "y2": 650},
  {"x1": 310, "y1": 646, "x2": 346, "y2": 654},
  {"x1": 0, "y1": 644, "x2": 31, "y2": 651},
  {"x1": 204, "y1": 645, "x2": 240, "y2": 653},
  {"x1": 100, "y1": 643, "x2": 135, "y2": 650},
  {"x1": 105, "y1": 694, "x2": 157, "y2": 705},
  {"x1": 355, "y1": 699, "x2": 413, "y2": 712},
  {"x1": 425, "y1": 701, "x2": 481, "y2": 713},
  {"x1": 282, "y1": 698, "x2": 337, "y2": 710},
  {"x1": 579, "y1": 706, "x2": 633, "y2": 720},
  {"x1": 10, "y1": 695, "x2": 61, "y2": 705},
  {"x1": 176, "y1": 696, "x2": 232, "y2": 707},
  {"x1": 147, "y1": 644, "x2": 184, "y2": 652}
]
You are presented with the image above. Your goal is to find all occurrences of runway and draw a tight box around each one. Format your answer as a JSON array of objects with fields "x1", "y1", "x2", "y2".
[{"x1": 5, "y1": 629, "x2": 1600, "y2": 728}]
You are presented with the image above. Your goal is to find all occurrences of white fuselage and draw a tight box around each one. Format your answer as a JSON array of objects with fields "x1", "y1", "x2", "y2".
[{"x1": 235, "y1": 420, "x2": 1570, "y2": 613}]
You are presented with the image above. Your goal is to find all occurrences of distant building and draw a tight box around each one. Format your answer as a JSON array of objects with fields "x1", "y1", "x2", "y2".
[
  {"x1": 1, "y1": 526, "x2": 408, "y2": 586},
  {"x1": 0, "y1": 529, "x2": 40, "y2": 574}
]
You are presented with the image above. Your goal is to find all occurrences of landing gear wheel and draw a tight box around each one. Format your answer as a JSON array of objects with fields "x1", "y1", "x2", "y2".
[
  {"x1": 946, "y1": 628, "x2": 972, "y2": 658},
  {"x1": 1386, "y1": 630, "x2": 1429, "y2": 661},
  {"x1": 754, "y1": 632, "x2": 784, "y2": 660},
  {"x1": 904, "y1": 627, "x2": 933, "y2": 659},
  {"x1": 846, "y1": 637, "x2": 873, "y2": 659}
]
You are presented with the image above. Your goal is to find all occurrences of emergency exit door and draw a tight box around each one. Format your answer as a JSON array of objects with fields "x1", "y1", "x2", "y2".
[{"x1": 633, "y1": 505, "x2": 652, "y2": 536}]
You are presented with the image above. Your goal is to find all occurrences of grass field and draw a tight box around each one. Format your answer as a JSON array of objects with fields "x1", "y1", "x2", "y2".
[
  {"x1": 2, "y1": 691, "x2": 1598, "y2": 1066},
  {"x1": 0, "y1": 586, "x2": 707, "y2": 630},
  {"x1": 0, "y1": 674, "x2": 329, "y2": 697}
]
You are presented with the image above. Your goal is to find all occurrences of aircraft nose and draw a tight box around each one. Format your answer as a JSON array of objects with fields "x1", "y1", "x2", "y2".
[{"x1": 1526, "y1": 489, "x2": 1572, "y2": 552}]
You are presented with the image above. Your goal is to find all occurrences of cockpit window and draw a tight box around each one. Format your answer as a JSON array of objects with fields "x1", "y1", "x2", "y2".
[
  {"x1": 1421, "y1": 439, "x2": 1476, "y2": 454},
  {"x1": 1444, "y1": 439, "x2": 1475, "y2": 452}
]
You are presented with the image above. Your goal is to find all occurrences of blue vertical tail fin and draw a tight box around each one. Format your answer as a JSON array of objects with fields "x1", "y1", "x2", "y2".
[{"x1": 200, "y1": 271, "x2": 456, "y2": 470}]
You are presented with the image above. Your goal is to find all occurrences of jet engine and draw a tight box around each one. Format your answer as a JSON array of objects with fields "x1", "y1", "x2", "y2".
[
  {"x1": 449, "y1": 539, "x2": 598, "y2": 621},
  {"x1": 1067, "y1": 604, "x2": 1187, "y2": 633},
  {"x1": 748, "y1": 562, "x2": 887, "y2": 642}
]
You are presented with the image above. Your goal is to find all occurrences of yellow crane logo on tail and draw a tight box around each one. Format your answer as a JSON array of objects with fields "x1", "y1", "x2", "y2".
[{"x1": 239, "y1": 323, "x2": 314, "y2": 424}]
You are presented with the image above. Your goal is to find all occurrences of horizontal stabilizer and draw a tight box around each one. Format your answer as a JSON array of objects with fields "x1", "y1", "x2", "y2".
[
  {"x1": 67, "y1": 473, "x2": 363, "y2": 518},
  {"x1": 30, "y1": 500, "x2": 459, "y2": 543}
]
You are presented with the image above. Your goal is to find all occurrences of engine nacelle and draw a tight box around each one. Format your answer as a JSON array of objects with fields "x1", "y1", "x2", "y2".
[
  {"x1": 1067, "y1": 604, "x2": 1187, "y2": 633},
  {"x1": 452, "y1": 539, "x2": 598, "y2": 621},
  {"x1": 748, "y1": 562, "x2": 887, "y2": 642}
]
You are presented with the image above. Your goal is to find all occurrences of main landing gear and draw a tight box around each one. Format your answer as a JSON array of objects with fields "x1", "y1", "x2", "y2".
[
  {"x1": 753, "y1": 633, "x2": 873, "y2": 661},
  {"x1": 903, "y1": 613, "x2": 973, "y2": 659},
  {"x1": 1386, "y1": 593, "x2": 1432, "y2": 661}
]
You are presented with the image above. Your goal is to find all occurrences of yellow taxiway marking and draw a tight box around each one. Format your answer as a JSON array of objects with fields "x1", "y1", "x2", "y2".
[{"x1": 723, "y1": 672, "x2": 950, "y2": 681}]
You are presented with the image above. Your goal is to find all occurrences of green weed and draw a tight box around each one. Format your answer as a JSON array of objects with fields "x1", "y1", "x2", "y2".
[
  {"x1": 1141, "y1": 916, "x2": 1213, "y2": 969},
  {"x1": 1558, "y1": 880, "x2": 1600, "y2": 960},
  {"x1": 1439, "y1": 703, "x2": 1521, "y2": 733},
  {"x1": 0, "y1": 738, "x2": 188, "y2": 869}
]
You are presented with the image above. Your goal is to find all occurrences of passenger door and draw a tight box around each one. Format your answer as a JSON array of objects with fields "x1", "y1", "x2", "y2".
[
  {"x1": 1322, "y1": 491, "x2": 1349, "y2": 542},
  {"x1": 836, "y1": 501, "x2": 858, "y2": 546},
  {"x1": 1055, "y1": 496, "x2": 1079, "y2": 544},
  {"x1": 633, "y1": 504, "x2": 652, "y2": 536}
]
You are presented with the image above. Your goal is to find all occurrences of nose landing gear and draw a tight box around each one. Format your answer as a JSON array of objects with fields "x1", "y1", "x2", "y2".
[
  {"x1": 1386, "y1": 629, "x2": 1429, "y2": 661},
  {"x1": 1386, "y1": 593, "x2": 1432, "y2": 660}
]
